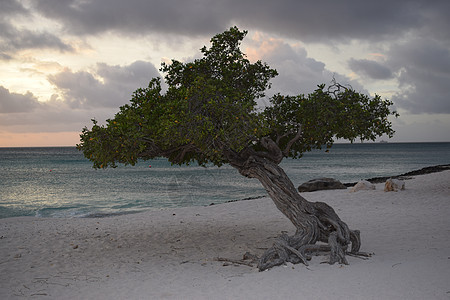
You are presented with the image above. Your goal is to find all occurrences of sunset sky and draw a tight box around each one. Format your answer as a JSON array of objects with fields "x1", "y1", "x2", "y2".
[{"x1": 1, "y1": 0, "x2": 449, "y2": 147}]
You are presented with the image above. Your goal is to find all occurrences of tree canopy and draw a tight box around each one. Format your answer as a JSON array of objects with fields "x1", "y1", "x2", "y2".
[
  {"x1": 77, "y1": 27, "x2": 398, "y2": 169},
  {"x1": 78, "y1": 27, "x2": 399, "y2": 270}
]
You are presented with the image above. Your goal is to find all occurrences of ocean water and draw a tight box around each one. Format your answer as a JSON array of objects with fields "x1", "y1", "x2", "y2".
[{"x1": 0, "y1": 143, "x2": 449, "y2": 219}]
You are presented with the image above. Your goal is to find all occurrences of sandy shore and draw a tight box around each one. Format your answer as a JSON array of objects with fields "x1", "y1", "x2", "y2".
[{"x1": 1, "y1": 170, "x2": 449, "y2": 299}]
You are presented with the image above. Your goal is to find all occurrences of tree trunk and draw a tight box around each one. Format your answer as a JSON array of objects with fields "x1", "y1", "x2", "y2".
[{"x1": 231, "y1": 154, "x2": 365, "y2": 271}]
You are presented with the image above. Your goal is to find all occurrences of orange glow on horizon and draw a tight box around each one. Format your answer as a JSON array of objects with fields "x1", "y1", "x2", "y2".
[{"x1": 0, "y1": 131, "x2": 81, "y2": 147}]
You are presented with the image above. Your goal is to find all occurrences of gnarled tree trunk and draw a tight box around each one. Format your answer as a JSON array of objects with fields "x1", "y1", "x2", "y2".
[{"x1": 226, "y1": 141, "x2": 365, "y2": 271}]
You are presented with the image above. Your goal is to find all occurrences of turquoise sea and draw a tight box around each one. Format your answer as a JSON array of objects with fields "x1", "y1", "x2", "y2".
[{"x1": 0, "y1": 142, "x2": 449, "y2": 218}]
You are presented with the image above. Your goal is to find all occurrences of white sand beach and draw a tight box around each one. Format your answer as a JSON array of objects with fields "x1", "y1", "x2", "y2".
[{"x1": 1, "y1": 170, "x2": 449, "y2": 299}]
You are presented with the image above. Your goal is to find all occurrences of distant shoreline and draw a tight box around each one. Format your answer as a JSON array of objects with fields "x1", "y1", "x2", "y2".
[
  {"x1": 343, "y1": 164, "x2": 450, "y2": 186},
  {"x1": 223, "y1": 163, "x2": 450, "y2": 205}
]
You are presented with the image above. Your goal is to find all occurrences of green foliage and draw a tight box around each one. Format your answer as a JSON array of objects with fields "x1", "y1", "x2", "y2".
[
  {"x1": 77, "y1": 27, "x2": 398, "y2": 169},
  {"x1": 264, "y1": 82, "x2": 398, "y2": 157}
]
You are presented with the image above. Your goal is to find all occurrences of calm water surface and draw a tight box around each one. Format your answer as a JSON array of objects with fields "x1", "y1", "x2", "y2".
[{"x1": 0, "y1": 143, "x2": 449, "y2": 218}]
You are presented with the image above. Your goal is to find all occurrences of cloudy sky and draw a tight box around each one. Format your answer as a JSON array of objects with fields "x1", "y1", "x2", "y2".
[{"x1": 1, "y1": 0, "x2": 449, "y2": 146}]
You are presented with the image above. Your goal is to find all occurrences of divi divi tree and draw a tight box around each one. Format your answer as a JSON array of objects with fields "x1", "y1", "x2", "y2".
[{"x1": 78, "y1": 27, "x2": 398, "y2": 271}]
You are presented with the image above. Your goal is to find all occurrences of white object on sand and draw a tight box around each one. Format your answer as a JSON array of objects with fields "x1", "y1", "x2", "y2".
[
  {"x1": 384, "y1": 178, "x2": 406, "y2": 192},
  {"x1": 349, "y1": 180, "x2": 376, "y2": 192}
]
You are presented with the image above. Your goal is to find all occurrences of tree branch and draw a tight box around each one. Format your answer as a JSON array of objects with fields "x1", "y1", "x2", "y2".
[
  {"x1": 258, "y1": 137, "x2": 283, "y2": 164},
  {"x1": 171, "y1": 143, "x2": 199, "y2": 164},
  {"x1": 275, "y1": 132, "x2": 290, "y2": 144},
  {"x1": 224, "y1": 139, "x2": 283, "y2": 172},
  {"x1": 282, "y1": 126, "x2": 303, "y2": 157},
  {"x1": 138, "y1": 142, "x2": 201, "y2": 164}
]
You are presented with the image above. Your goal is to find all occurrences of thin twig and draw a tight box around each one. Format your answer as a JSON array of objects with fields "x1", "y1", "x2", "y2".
[{"x1": 215, "y1": 257, "x2": 254, "y2": 267}]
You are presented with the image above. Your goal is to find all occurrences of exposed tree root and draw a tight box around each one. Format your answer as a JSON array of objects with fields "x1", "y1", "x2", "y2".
[
  {"x1": 226, "y1": 146, "x2": 372, "y2": 272},
  {"x1": 255, "y1": 229, "x2": 367, "y2": 271},
  {"x1": 253, "y1": 201, "x2": 369, "y2": 272}
]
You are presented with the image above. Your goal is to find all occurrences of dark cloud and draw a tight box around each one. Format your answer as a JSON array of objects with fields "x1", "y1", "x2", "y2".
[
  {"x1": 0, "y1": 61, "x2": 162, "y2": 132},
  {"x1": 389, "y1": 38, "x2": 450, "y2": 76},
  {"x1": 0, "y1": 60, "x2": 161, "y2": 133},
  {"x1": 48, "y1": 60, "x2": 161, "y2": 108},
  {"x1": 96, "y1": 61, "x2": 160, "y2": 85},
  {"x1": 32, "y1": 0, "x2": 228, "y2": 37},
  {"x1": 417, "y1": 0, "x2": 450, "y2": 40},
  {"x1": 0, "y1": 87, "x2": 116, "y2": 131},
  {"x1": 2, "y1": 0, "x2": 450, "y2": 141},
  {"x1": 48, "y1": 70, "x2": 105, "y2": 108},
  {"x1": 0, "y1": 22, "x2": 74, "y2": 52},
  {"x1": 0, "y1": 86, "x2": 41, "y2": 113},
  {"x1": 0, "y1": 53, "x2": 13, "y2": 61},
  {"x1": 0, "y1": 104, "x2": 116, "y2": 132},
  {"x1": 393, "y1": 72, "x2": 450, "y2": 114},
  {"x1": 389, "y1": 38, "x2": 450, "y2": 114},
  {"x1": 232, "y1": 0, "x2": 426, "y2": 42},
  {"x1": 20, "y1": 0, "x2": 450, "y2": 116},
  {"x1": 0, "y1": 0, "x2": 28, "y2": 16},
  {"x1": 348, "y1": 59, "x2": 393, "y2": 80},
  {"x1": 259, "y1": 42, "x2": 328, "y2": 95},
  {"x1": 31, "y1": 0, "x2": 449, "y2": 43},
  {"x1": 245, "y1": 38, "x2": 363, "y2": 101},
  {"x1": 0, "y1": 0, "x2": 73, "y2": 54}
]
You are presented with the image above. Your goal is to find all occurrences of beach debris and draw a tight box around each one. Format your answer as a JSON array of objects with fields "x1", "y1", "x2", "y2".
[
  {"x1": 349, "y1": 180, "x2": 375, "y2": 192},
  {"x1": 214, "y1": 257, "x2": 254, "y2": 267},
  {"x1": 298, "y1": 177, "x2": 347, "y2": 192},
  {"x1": 384, "y1": 178, "x2": 405, "y2": 192}
]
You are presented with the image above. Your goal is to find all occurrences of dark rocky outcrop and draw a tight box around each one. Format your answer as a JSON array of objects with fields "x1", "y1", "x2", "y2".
[
  {"x1": 343, "y1": 164, "x2": 450, "y2": 187},
  {"x1": 298, "y1": 178, "x2": 347, "y2": 192}
]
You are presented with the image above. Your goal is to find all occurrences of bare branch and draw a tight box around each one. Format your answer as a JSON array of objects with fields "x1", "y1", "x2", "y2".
[
  {"x1": 328, "y1": 78, "x2": 352, "y2": 99},
  {"x1": 214, "y1": 257, "x2": 254, "y2": 267},
  {"x1": 275, "y1": 132, "x2": 290, "y2": 144},
  {"x1": 282, "y1": 126, "x2": 303, "y2": 157}
]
